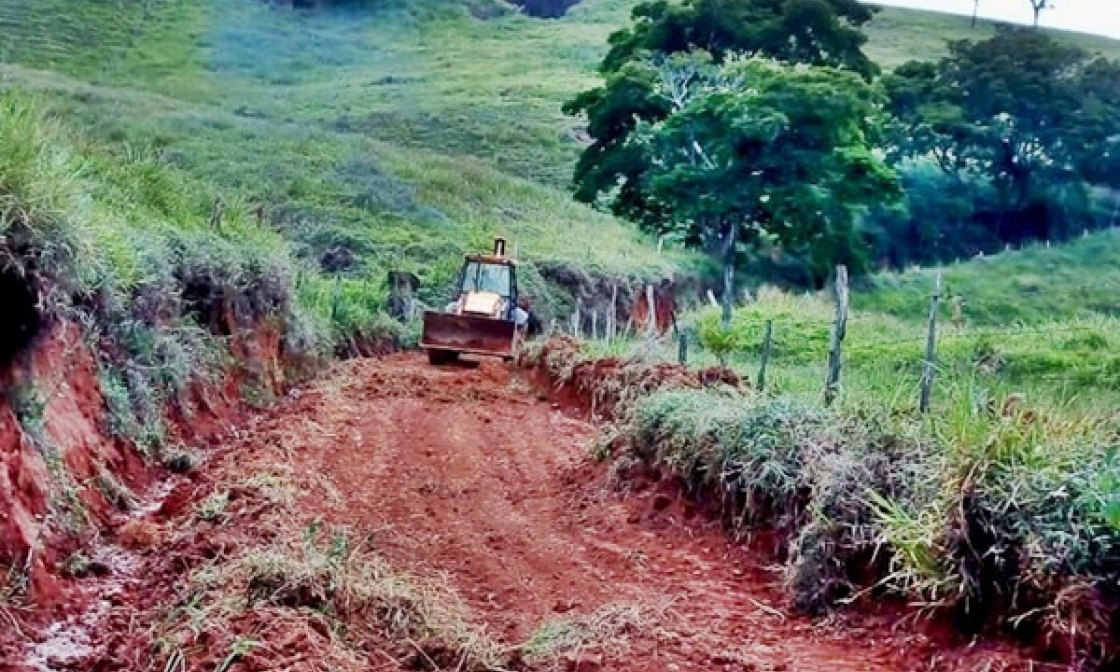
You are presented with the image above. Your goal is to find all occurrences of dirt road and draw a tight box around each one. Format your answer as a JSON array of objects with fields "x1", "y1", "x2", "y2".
[{"x1": 9, "y1": 354, "x2": 1029, "y2": 671}]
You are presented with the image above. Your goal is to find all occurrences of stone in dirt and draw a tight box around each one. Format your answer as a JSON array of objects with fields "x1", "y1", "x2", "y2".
[{"x1": 563, "y1": 651, "x2": 603, "y2": 672}]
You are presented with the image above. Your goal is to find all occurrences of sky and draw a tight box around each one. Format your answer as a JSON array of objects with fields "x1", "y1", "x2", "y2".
[{"x1": 864, "y1": 0, "x2": 1120, "y2": 39}]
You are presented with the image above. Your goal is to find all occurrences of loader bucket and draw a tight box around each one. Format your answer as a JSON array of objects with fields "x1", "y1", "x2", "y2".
[{"x1": 420, "y1": 311, "x2": 518, "y2": 359}]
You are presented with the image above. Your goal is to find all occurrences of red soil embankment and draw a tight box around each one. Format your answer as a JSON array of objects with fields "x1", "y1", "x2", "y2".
[{"x1": 5, "y1": 348, "x2": 1033, "y2": 671}]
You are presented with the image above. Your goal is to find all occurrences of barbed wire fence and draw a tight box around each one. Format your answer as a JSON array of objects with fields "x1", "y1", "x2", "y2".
[{"x1": 555, "y1": 264, "x2": 1120, "y2": 411}]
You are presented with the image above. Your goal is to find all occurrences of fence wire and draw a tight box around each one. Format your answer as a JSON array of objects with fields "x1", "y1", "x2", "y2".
[{"x1": 566, "y1": 305, "x2": 1120, "y2": 410}]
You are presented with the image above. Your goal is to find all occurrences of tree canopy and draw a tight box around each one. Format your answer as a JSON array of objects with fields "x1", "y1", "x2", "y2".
[
  {"x1": 563, "y1": 0, "x2": 880, "y2": 233},
  {"x1": 884, "y1": 27, "x2": 1120, "y2": 244},
  {"x1": 564, "y1": 0, "x2": 1120, "y2": 292},
  {"x1": 608, "y1": 53, "x2": 897, "y2": 318}
]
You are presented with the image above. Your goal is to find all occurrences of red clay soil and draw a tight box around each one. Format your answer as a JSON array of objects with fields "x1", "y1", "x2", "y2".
[
  {"x1": 0, "y1": 325, "x2": 151, "y2": 608},
  {"x1": 4, "y1": 353, "x2": 1038, "y2": 671}
]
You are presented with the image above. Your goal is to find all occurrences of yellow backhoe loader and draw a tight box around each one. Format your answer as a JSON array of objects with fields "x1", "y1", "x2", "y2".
[{"x1": 420, "y1": 238, "x2": 529, "y2": 365}]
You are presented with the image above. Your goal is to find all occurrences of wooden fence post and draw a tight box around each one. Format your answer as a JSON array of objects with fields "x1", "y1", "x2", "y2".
[
  {"x1": 330, "y1": 275, "x2": 342, "y2": 323},
  {"x1": 757, "y1": 319, "x2": 773, "y2": 391},
  {"x1": 608, "y1": 285, "x2": 618, "y2": 343},
  {"x1": 645, "y1": 284, "x2": 657, "y2": 337},
  {"x1": 824, "y1": 265, "x2": 849, "y2": 407},
  {"x1": 919, "y1": 273, "x2": 943, "y2": 414}
]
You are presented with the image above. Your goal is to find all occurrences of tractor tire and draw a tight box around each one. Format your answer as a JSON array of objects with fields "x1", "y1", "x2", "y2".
[{"x1": 427, "y1": 349, "x2": 458, "y2": 366}]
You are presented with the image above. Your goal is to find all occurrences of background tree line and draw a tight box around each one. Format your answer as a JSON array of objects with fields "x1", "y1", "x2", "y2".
[{"x1": 564, "y1": 0, "x2": 1120, "y2": 303}]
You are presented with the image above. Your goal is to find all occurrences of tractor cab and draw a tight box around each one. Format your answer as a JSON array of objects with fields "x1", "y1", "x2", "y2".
[{"x1": 453, "y1": 250, "x2": 519, "y2": 320}]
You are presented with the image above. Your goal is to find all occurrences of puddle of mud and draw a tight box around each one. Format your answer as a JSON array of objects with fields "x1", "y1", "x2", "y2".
[
  {"x1": 19, "y1": 476, "x2": 181, "y2": 672},
  {"x1": 25, "y1": 603, "x2": 105, "y2": 672}
]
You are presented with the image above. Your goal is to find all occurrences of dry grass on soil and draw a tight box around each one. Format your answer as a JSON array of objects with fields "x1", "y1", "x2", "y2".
[{"x1": 117, "y1": 369, "x2": 675, "y2": 672}]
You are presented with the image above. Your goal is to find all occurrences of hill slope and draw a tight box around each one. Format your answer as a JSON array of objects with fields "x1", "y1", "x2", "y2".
[
  {"x1": 2, "y1": 0, "x2": 1117, "y2": 310},
  {"x1": 857, "y1": 230, "x2": 1120, "y2": 325},
  {"x1": 0, "y1": 0, "x2": 685, "y2": 321}
]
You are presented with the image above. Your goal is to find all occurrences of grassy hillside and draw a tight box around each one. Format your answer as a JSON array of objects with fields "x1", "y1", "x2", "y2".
[
  {"x1": 2, "y1": 0, "x2": 1117, "y2": 310},
  {"x1": 0, "y1": 0, "x2": 682, "y2": 316},
  {"x1": 863, "y1": 5, "x2": 1120, "y2": 67},
  {"x1": 1, "y1": 0, "x2": 1117, "y2": 340},
  {"x1": 857, "y1": 230, "x2": 1120, "y2": 325}
]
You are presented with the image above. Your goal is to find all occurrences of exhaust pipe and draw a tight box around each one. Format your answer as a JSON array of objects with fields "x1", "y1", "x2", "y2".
[{"x1": 494, "y1": 237, "x2": 507, "y2": 257}]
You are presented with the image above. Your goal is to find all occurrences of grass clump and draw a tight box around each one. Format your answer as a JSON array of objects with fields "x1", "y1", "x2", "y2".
[
  {"x1": 629, "y1": 388, "x2": 919, "y2": 611},
  {"x1": 172, "y1": 521, "x2": 509, "y2": 671},
  {"x1": 298, "y1": 275, "x2": 408, "y2": 358},
  {"x1": 622, "y1": 379, "x2": 1120, "y2": 668},
  {"x1": 521, "y1": 599, "x2": 677, "y2": 665}
]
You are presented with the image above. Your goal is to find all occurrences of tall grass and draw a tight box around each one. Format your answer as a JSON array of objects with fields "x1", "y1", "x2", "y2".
[
  {"x1": 0, "y1": 90, "x2": 401, "y2": 453},
  {"x1": 620, "y1": 378, "x2": 1120, "y2": 667},
  {"x1": 672, "y1": 286, "x2": 1120, "y2": 410}
]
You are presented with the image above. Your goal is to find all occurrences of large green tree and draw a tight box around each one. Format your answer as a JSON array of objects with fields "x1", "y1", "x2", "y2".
[
  {"x1": 884, "y1": 27, "x2": 1120, "y2": 243},
  {"x1": 563, "y1": 0, "x2": 879, "y2": 230},
  {"x1": 627, "y1": 54, "x2": 896, "y2": 325}
]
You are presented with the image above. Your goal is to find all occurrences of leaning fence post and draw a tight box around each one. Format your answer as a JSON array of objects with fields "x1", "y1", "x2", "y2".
[
  {"x1": 824, "y1": 265, "x2": 849, "y2": 407},
  {"x1": 757, "y1": 319, "x2": 773, "y2": 391},
  {"x1": 919, "y1": 273, "x2": 943, "y2": 414}
]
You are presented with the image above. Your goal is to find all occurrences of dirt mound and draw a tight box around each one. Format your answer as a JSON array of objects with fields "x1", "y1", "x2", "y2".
[{"x1": 521, "y1": 335, "x2": 740, "y2": 418}]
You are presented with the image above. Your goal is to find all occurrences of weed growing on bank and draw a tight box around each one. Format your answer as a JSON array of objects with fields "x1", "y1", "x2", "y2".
[{"x1": 622, "y1": 376, "x2": 1120, "y2": 667}]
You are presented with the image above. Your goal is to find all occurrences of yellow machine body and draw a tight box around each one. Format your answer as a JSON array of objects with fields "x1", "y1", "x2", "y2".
[{"x1": 420, "y1": 238, "x2": 523, "y2": 363}]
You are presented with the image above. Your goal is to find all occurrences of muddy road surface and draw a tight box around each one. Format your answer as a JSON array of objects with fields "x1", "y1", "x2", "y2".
[{"x1": 6, "y1": 354, "x2": 1031, "y2": 671}]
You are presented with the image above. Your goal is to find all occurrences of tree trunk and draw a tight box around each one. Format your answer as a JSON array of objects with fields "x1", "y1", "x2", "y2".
[{"x1": 720, "y1": 223, "x2": 737, "y2": 331}]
